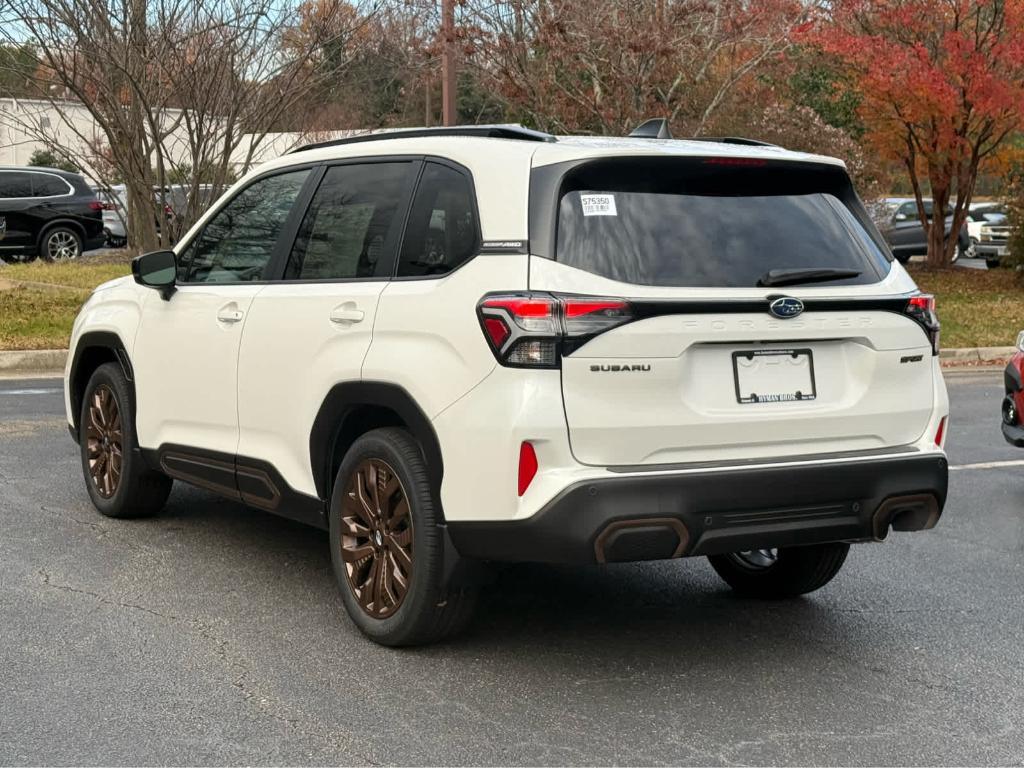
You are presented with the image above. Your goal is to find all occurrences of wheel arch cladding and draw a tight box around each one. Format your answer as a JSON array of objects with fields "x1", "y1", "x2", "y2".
[
  {"x1": 310, "y1": 382, "x2": 444, "y2": 509},
  {"x1": 69, "y1": 331, "x2": 134, "y2": 435},
  {"x1": 38, "y1": 218, "x2": 87, "y2": 248}
]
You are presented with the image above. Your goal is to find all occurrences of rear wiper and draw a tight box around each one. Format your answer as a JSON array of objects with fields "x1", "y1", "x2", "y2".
[{"x1": 757, "y1": 267, "x2": 861, "y2": 287}]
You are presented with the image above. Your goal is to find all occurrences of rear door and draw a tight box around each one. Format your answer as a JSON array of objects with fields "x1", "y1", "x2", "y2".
[
  {"x1": 235, "y1": 159, "x2": 419, "y2": 496},
  {"x1": 529, "y1": 156, "x2": 935, "y2": 467}
]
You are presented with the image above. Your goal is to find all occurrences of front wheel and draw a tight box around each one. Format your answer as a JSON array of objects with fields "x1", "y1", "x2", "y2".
[
  {"x1": 329, "y1": 427, "x2": 478, "y2": 646},
  {"x1": 0, "y1": 251, "x2": 37, "y2": 264},
  {"x1": 707, "y1": 542, "x2": 850, "y2": 598},
  {"x1": 79, "y1": 362, "x2": 172, "y2": 518}
]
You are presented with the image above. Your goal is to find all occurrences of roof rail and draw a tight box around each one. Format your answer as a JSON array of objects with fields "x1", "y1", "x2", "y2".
[
  {"x1": 689, "y1": 136, "x2": 781, "y2": 148},
  {"x1": 291, "y1": 125, "x2": 556, "y2": 153}
]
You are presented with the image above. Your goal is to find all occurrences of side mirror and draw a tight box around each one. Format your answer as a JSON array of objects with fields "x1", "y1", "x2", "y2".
[
  {"x1": 132, "y1": 250, "x2": 176, "y2": 300},
  {"x1": 893, "y1": 213, "x2": 908, "y2": 222}
]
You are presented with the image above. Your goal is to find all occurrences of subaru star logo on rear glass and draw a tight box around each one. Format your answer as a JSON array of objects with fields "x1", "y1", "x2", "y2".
[{"x1": 769, "y1": 296, "x2": 804, "y2": 319}]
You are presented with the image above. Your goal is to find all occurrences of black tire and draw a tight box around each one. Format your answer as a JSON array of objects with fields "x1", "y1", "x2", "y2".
[
  {"x1": 40, "y1": 226, "x2": 82, "y2": 262},
  {"x1": 329, "y1": 427, "x2": 478, "y2": 646},
  {"x1": 951, "y1": 240, "x2": 963, "y2": 263},
  {"x1": 79, "y1": 362, "x2": 172, "y2": 518},
  {"x1": 986, "y1": 258, "x2": 1001, "y2": 269},
  {"x1": 708, "y1": 543, "x2": 850, "y2": 598},
  {"x1": 0, "y1": 250, "x2": 37, "y2": 264}
]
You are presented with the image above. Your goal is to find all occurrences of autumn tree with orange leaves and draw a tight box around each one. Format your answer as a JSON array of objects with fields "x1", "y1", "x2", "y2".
[{"x1": 813, "y1": 0, "x2": 1024, "y2": 267}]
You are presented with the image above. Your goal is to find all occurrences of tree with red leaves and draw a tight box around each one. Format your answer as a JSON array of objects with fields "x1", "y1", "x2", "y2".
[{"x1": 814, "y1": 0, "x2": 1024, "y2": 267}]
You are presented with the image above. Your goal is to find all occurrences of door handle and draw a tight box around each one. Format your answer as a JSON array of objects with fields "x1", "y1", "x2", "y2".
[
  {"x1": 217, "y1": 304, "x2": 244, "y2": 324},
  {"x1": 330, "y1": 304, "x2": 365, "y2": 325}
]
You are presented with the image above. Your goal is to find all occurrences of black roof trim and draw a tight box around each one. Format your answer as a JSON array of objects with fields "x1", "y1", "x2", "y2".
[
  {"x1": 291, "y1": 125, "x2": 556, "y2": 153},
  {"x1": 689, "y1": 136, "x2": 780, "y2": 148}
]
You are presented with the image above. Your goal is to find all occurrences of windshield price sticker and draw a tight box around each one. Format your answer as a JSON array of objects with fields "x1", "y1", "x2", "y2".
[{"x1": 580, "y1": 194, "x2": 617, "y2": 217}]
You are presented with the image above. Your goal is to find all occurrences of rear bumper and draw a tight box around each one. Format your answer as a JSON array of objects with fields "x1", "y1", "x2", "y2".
[{"x1": 448, "y1": 454, "x2": 948, "y2": 564}]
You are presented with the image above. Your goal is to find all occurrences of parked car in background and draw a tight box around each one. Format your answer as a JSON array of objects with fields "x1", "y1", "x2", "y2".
[
  {"x1": 0, "y1": 166, "x2": 105, "y2": 263},
  {"x1": 964, "y1": 203, "x2": 1006, "y2": 259},
  {"x1": 91, "y1": 184, "x2": 128, "y2": 248},
  {"x1": 977, "y1": 220, "x2": 1012, "y2": 269},
  {"x1": 1002, "y1": 332, "x2": 1024, "y2": 448},
  {"x1": 878, "y1": 198, "x2": 970, "y2": 263}
]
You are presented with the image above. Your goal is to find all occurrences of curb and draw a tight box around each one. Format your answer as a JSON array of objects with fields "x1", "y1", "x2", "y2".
[
  {"x1": 0, "y1": 349, "x2": 68, "y2": 376},
  {"x1": 0, "y1": 346, "x2": 1017, "y2": 377},
  {"x1": 938, "y1": 346, "x2": 1015, "y2": 366}
]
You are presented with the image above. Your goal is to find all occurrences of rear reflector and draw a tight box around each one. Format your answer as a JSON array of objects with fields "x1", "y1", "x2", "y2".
[
  {"x1": 935, "y1": 416, "x2": 946, "y2": 447},
  {"x1": 518, "y1": 442, "x2": 538, "y2": 496}
]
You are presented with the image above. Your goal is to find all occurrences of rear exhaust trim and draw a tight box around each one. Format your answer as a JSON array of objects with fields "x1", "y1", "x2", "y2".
[
  {"x1": 594, "y1": 518, "x2": 690, "y2": 564},
  {"x1": 871, "y1": 494, "x2": 941, "y2": 541}
]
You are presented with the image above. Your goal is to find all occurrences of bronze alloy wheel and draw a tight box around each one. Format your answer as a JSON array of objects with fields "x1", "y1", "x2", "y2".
[
  {"x1": 340, "y1": 458, "x2": 414, "y2": 618},
  {"x1": 85, "y1": 385, "x2": 123, "y2": 498}
]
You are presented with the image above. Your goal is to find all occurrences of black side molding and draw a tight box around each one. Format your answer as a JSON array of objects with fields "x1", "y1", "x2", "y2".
[{"x1": 144, "y1": 444, "x2": 327, "y2": 529}]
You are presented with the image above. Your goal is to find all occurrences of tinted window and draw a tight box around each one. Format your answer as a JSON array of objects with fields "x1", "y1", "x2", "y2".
[
  {"x1": 0, "y1": 171, "x2": 34, "y2": 198},
  {"x1": 180, "y1": 170, "x2": 309, "y2": 283},
  {"x1": 31, "y1": 173, "x2": 71, "y2": 197},
  {"x1": 397, "y1": 163, "x2": 478, "y2": 277},
  {"x1": 285, "y1": 163, "x2": 410, "y2": 280},
  {"x1": 554, "y1": 163, "x2": 889, "y2": 288}
]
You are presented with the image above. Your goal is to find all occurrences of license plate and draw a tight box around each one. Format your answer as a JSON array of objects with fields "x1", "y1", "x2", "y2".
[{"x1": 732, "y1": 349, "x2": 816, "y2": 404}]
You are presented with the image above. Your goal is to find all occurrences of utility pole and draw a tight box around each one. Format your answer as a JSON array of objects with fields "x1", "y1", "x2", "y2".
[{"x1": 441, "y1": 0, "x2": 456, "y2": 126}]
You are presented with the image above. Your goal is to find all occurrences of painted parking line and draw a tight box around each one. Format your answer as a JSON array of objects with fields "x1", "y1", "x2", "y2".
[
  {"x1": 0, "y1": 387, "x2": 62, "y2": 396},
  {"x1": 950, "y1": 459, "x2": 1024, "y2": 471}
]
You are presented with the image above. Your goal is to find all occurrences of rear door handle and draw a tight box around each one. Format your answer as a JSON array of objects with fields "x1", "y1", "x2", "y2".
[
  {"x1": 217, "y1": 304, "x2": 244, "y2": 324},
  {"x1": 330, "y1": 304, "x2": 365, "y2": 324}
]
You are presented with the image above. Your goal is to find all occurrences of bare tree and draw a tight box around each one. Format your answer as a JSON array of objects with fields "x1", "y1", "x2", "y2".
[
  {"x1": 461, "y1": 0, "x2": 818, "y2": 137},
  {"x1": 0, "y1": 0, "x2": 376, "y2": 250}
]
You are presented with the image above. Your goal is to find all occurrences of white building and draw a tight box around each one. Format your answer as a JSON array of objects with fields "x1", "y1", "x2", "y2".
[{"x1": 1, "y1": 98, "x2": 367, "y2": 178}]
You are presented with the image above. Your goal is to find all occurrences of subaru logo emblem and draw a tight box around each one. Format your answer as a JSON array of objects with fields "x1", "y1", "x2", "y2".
[{"x1": 769, "y1": 296, "x2": 804, "y2": 319}]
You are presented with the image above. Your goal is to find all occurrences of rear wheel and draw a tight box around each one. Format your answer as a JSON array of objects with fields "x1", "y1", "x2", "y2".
[
  {"x1": 329, "y1": 427, "x2": 478, "y2": 646},
  {"x1": 41, "y1": 226, "x2": 82, "y2": 261},
  {"x1": 707, "y1": 542, "x2": 850, "y2": 598},
  {"x1": 986, "y1": 258, "x2": 1001, "y2": 269},
  {"x1": 79, "y1": 362, "x2": 172, "y2": 518}
]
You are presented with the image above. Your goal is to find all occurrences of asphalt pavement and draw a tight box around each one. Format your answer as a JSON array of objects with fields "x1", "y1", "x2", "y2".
[{"x1": 0, "y1": 371, "x2": 1022, "y2": 766}]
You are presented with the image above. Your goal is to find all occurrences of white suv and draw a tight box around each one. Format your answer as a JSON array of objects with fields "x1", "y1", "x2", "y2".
[{"x1": 64, "y1": 124, "x2": 950, "y2": 646}]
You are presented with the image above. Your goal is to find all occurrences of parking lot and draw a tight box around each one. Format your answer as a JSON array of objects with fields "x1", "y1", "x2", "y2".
[{"x1": 0, "y1": 370, "x2": 1022, "y2": 765}]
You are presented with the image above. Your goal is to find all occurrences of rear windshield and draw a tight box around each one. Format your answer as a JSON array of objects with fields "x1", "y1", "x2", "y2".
[{"x1": 553, "y1": 159, "x2": 890, "y2": 288}]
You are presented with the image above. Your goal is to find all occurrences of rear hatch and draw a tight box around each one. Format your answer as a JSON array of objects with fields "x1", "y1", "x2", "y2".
[{"x1": 528, "y1": 155, "x2": 936, "y2": 467}]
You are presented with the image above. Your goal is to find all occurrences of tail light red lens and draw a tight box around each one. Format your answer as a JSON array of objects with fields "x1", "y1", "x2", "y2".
[
  {"x1": 478, "y1": 292, "x2": 634, "y2": 368},
  {"x1": 518, "y1": 441, "x2": 538, "y2": 496},
  {"x1": 905, "y1": 293, "x2": 940, "y2": 355},
  {"x1": 934, "y1": 416, "x2": 947, "y2": 447},
  {"x1": 88, "y1": 200, "x2": 104, "y2": 211}
]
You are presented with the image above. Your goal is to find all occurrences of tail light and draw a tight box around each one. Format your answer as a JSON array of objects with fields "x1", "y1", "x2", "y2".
[
  {"x1": 934, "y1": 416, "x2": 947, "y2": 447},
  {"x1": 905, "y1": 293, "x2": 940, "y2": 355},
  {"x1": 88, "y1": 200, "x2": 104, "y2": 211},
  {"x1": 478, "y1": 292, "x2": 634, "y2": 368}
]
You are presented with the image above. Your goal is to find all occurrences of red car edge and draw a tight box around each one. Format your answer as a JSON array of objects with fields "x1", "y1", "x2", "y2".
[{"x1": 1002, "y1": 331, "x2": 1024, "y2": 447}]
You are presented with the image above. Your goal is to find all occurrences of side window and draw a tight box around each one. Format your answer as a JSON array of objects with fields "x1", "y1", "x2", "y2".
[
  {"x1": 284, "y1": 162, "x2": 411, "y2": 281},
  {"x1": 0, "y1": 171, "x2": 34, "y2": 199},
  {"x1": 31, "y1": 173, "x2": 71, "y2": 197},
  {"x1": 180, "y1": 169, "x2": 309, "y2": 283},
  {"x1": 397, "y1": 162, "x2": 478, "y2": 277}
]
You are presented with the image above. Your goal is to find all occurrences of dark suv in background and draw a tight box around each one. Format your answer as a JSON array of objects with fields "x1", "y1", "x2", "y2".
[
  {"x1": 879, "y1": 198, "x2": 970, "y2": 263},
  {"x1": 0, "y1": 167, "x2": 105, "y2": 263}
]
